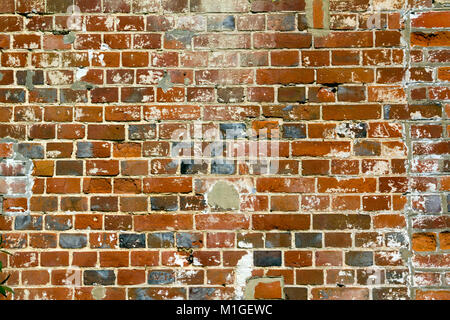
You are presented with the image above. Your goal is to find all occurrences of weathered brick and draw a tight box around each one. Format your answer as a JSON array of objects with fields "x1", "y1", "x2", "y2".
[
  {"x1": 59, "y1": 234, "x2": 88, "y2": 249},
  {"x1": 119, "y1": 234, "x2": 146, "y2": 249},
  {"x1": 0, "y1": 0, "x2": 445, "y2": 302},
  {"x1": 254, "y1": 251, "x2": 282, "y2": 267},
  {"x1": 84, "y1": 270, "x2": 116, "y2": 286}
]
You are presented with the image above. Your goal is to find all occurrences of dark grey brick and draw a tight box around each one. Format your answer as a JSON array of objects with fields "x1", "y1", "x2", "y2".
[
  {"x1": 84, "y1": 270, "x2": 115, "y2": 286},
  {"x1": 219, "y1": 123, "x2": 247, "y2": 139},
  {"x1": 59, "y1": 233, "x2": 87, "y2": 249},
  {"x1": 14, "y1": 215, "x2": 42, "y2": 230},
  {"x1": 282, "y1": 124, "x2": 306, "y2": 139},
  {"x1": 345, "y1": 251, "x2": 373, "y2": 267},
  {"x1": 211, "y1": 160, "x2": 235, "y2": 174},
  {"x1": 189, "y1": 287, "x2": 218, "y2": 300},
  {"x1": 150, "y1": 196, "x2": 178, "y2": 211},
  {"x1": 254, "y1": 251, "x2": 282, "y2": 267},
  {"x1": 148, "y1": 270, "x2": 175, "y2": 285},
  {"x1": 176, "y1": 232, "x2": 202, "y2": 248},
  {"x1": 119, "y1": 233, "x2": 146, "y2": 248},
  {"x1": 76, "y1": 142, "x2": 93, "y2": 158},
  {"x1": 45, "y1": 216, "x2": 72, "y2": 231},
  {"x1": 295, "y1": 233, "x2": 322, "y2": 248},
  {"x1": 180, "y1": 160, "x2": 208, "y2": 174},
  {"x1": 18, "y1": 143, "x2": 44, "y2": 159}
]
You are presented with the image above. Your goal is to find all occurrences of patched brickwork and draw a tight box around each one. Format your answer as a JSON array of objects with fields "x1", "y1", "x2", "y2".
[
  {"x1": 407, "y1": 5, "x2": 450, "y2": 300},
  {"x1": 0, "y1": 0, "x2": 448, "y2": 300}
]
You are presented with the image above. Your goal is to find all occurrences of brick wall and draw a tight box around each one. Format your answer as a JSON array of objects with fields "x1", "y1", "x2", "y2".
[{"x1": 0, "y1": 0, "x2": 448, "y2": 300}]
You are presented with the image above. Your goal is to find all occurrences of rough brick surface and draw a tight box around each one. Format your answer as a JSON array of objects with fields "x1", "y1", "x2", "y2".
[{"x1": 0, "y1": 0, "x2": 448, "y2": 300}]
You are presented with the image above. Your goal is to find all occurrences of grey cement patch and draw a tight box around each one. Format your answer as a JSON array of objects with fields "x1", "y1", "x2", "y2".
[
  {"x1": 63, "y1": 31, "x2": 76, "y2": 44},
  {"x1": 25, "y1": 71, "x2": 35, "y2": 91},
  {"x1": 305, "y1": 0, "x2": 331, "y2": 36},
  {"x1": 207, "y1": 181, "x2": 240, "y2": 210},
  {"x1": 157, "y1": 72, "x2": 174, "y2": 93},
  {"x1": 91, "y1": 286, "x2": 106, "y2": 300}
]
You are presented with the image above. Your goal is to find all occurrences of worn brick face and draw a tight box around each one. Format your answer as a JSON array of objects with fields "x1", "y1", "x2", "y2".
[{"x1": 0, "y1": 0, "x2": 448, "y2": 302}]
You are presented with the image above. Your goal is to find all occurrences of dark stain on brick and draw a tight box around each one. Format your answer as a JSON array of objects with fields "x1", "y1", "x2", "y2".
[
  {"x1": 254, "y1": 251, "x2": 282, "y2": 267},
  {"x1": 84, "y1": 270, "x2": 115, "y2": 286}
]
